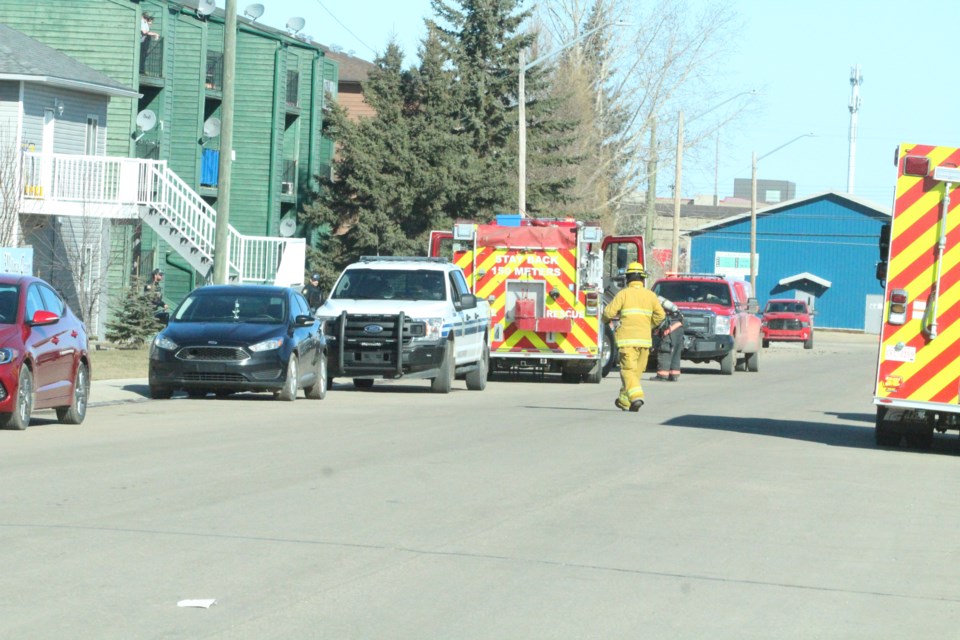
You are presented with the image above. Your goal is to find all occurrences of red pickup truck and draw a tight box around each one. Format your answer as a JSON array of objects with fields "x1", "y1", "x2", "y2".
[
  {"x1": 760, "y1": 299, "x2": 814, "y2": 349},
  {"x1": 650, "y1": 273, "x2": 762, "y2": 375}
]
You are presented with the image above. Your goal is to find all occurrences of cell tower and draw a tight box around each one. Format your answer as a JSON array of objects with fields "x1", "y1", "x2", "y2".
[{"x1": 847, "y1": 64, "x2": 863, "y2": 194}]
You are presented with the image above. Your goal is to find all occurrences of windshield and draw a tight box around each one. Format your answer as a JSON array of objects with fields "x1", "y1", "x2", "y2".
[
  {"x1": 331, "y1": 269, "x2": 446, "y2": 301},
  {"x1": 0, "y1": 284, "x2": 18, "y2": 325},
  {"x1": 653, "y1": 281, "x2": 731, "y2": 306},
  {"x1": 173, "y1": 292, "x2": 287, "y2": 323},
  {"x1": 766, "y1": 301, "x2": 805, "y2": 313}
]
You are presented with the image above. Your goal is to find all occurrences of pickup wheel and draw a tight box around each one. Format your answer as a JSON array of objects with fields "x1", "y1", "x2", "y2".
[
  {"x1": 465, "y1": 344, "x2": 488, "y2": 391},
  {"x1": 745, "y1": 349, "x2": 759, "y2": 372},
  {"x1": 719, "y1": 350, "x2": 735, "y2": 375},
  {"x1": 804, "y1": 334, "x2": 814, "y2": 350},
  {"x1": 431, "y1": 340, "x2": 454, "y2": 394}
]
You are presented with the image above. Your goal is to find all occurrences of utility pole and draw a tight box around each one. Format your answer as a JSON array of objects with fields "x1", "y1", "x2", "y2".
[
  {"x1": 644, "y1": 121, "x2": 657, "y2": 246},
  {"x1": 213, "y1": 0, "x2": 237, "y2": 284},
  {"x1": 670, "y1": 112, "x2": 683, "y2": 272},
  {"x1": 847, "y1": 64, "x2": 863, "y2": 195}
]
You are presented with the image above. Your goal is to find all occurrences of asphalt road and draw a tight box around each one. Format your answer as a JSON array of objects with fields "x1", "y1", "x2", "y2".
[{"x1": 2, "y1": 332, "x2": 959, "y2": 639}]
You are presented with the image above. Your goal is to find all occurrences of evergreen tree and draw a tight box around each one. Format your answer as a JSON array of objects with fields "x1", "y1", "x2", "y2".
[
  {"x1": 302, "y1": 43, "x2": 419, "y2": 281},
  {"x1": 105, "y1": 280, "x2": 164, "y2": 347}
]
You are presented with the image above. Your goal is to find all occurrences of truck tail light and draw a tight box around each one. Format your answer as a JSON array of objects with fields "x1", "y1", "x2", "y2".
[
  {"x1": 903, "y1": 155, "x2": 930, "y2": 177},
  {"x1": 585, "y1": 291, "x2": 599, "y2": 313},
  {"x1": 888, "y1": 288, "x2": 908, "y2": 325}
]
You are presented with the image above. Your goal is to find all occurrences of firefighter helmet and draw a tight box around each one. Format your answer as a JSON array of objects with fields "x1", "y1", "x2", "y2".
[{"x1": 625, "y1": 261, "x2": 648, "y2": 278}]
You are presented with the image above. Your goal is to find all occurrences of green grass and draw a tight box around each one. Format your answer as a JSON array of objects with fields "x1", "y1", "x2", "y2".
[{"x1": 89, "y1": 345, "x2": 149, "y2": 381}]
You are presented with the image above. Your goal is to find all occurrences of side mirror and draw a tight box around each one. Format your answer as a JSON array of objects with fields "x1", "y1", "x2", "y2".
[
  {"x1": 879, "y1": 223, "x2": 891, "y2": 260},
  {"x1": 456, "y1": 293, "x2": 477, "y2": 311},
  {"x1": 745, "y1": 297, "x2": 760, "y2": 314},
  {"x1": 875, "y1": 261, "x2": 887, "y2": 288},
  {"x1": 29, "y1": 310, "x2": 59, "y2": 326},
  {"x1": 295, "y1": 314, "x2": 315, "y2": 327},
  {"x1": 154, "y1": 311, "x2": 170, "y2": 325}
]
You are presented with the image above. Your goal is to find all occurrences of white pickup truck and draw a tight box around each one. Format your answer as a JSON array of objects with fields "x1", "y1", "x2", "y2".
[{"x1": 315, "y1": 257, "x2": 491, "y2": 393}]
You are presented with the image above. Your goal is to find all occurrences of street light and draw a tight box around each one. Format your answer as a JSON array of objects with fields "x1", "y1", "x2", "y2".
[
  {"x1": 670, "y1": 90, "x2": 755, "y2": 272},
  {"x1": 750, "y1": 132, "x2": 815, "y2": 290},
  {"x1": 518, "y1": 20, "x2": 628, "y2": 216}
]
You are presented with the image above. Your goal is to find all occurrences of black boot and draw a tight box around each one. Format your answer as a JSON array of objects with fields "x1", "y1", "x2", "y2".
[{"x1": 629, "y1": 399, "x2": 644, "y2": 412}]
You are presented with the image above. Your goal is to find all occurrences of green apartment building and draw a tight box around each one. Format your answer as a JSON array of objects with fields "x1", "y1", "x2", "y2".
[{"x1": 0, "y1": 0, "x2": 338, "y2": 322}]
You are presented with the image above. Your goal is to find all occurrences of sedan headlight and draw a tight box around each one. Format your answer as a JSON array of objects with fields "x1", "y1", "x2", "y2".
[
  {"x1": 154, "y1": 335, "x2": 178, "y2": 351},
  {"x1": 715, "y1": 315, "x2": 732, "y2": 335},
  {"x1": 0, "y1": 348, "x2": 17, "y2": 365},
  {"x1": 249, "y1": 337, "x2": 284, "y2": 352}
]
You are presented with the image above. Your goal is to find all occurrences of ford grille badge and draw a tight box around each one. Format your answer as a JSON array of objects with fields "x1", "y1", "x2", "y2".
[{"x1": 364, "y1": 324, "x2": 384, "y2": 334}]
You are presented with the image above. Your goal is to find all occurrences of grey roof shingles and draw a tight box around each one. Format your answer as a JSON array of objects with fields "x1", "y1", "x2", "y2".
[{"x1": 0, "y1": 24, "x2": 136, "y2": 96}]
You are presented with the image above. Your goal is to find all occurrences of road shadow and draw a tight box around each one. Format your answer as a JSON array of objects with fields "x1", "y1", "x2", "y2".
[
  {"x1": 122, "y1": 383, "x2": 151, "y2": 398},
  {"x1": 662, "y1": 414, "x2": 960, "y2": 456}
]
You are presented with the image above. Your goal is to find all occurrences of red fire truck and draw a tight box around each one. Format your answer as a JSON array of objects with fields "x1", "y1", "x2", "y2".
[
  {"x1": 874, "y1": 142, "x2": 960, "y2": 448},
  {"x1": 429, "y1": 215, "x2": 644, "y2": 382}
]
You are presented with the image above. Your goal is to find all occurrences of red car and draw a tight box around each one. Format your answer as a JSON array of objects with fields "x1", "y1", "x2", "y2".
[
  {"x1": 761, "y1": 299, "x2": 814, "y2": 349},
  {"x1": 0, "y1": 274, "x2": 90, "y2": 430}
]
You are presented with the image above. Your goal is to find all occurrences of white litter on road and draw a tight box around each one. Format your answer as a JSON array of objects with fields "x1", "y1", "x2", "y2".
[{"x1": 177, "y1": 599, "x2": 217, "y2": 609}]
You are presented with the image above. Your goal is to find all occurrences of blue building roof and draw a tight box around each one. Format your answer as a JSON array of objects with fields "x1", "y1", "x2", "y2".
[{"x1": 684, "y1": 192, "x2": 889, "y2": 331}]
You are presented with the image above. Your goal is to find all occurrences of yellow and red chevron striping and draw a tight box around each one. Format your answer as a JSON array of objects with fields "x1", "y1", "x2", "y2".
[
  {"x1": 455, "y1": 244, "x2": 599, "y2": 357},
  {"x1": 877, "y1": 143, "x2": 960, "y2": 405}
]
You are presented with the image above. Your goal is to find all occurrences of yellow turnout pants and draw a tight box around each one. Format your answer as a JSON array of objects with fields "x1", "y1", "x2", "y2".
[{"x1": 616, "y1": 345, "x2": 650, "y2": 409}]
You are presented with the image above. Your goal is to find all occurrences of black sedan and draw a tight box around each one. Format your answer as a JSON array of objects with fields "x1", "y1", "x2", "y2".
[{"x1": 148, "y1": 284, "x2": 326, "y2": 401}]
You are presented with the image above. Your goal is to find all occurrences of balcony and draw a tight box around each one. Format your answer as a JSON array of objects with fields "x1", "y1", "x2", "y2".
[
  {"x1": 200, "y1": 149, "x2": 220, "y2": 188},
  {"x1": 280, "y1": 160, "x2": 296, "y2": 200},
  {"x1": 140, "y1": 36, "x2": 164, "y2": 79},
  {"x1": 205, "y1": 52, "x2": 223, "y2": 93},
  {"x1": 285, "y1": 70, "x2": 300, "y2": 110}
]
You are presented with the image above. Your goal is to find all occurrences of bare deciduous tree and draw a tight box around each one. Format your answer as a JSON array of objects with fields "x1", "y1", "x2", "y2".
[
  {"x1": 0, "y1": 126, "x2": 25, "y2": 247},
  {"x1": 535, "y1": 0, "x2": 754, "y2": 230}
]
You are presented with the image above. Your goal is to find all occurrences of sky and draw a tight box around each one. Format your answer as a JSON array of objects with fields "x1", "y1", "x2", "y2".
[{"x1": 258, "y1": 0, "x2": 958, "y2": 209}]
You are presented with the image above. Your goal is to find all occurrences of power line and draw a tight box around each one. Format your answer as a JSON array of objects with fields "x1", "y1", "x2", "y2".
[{"x1": 311, "y1": 0, "x2": 378, "y2": 56}]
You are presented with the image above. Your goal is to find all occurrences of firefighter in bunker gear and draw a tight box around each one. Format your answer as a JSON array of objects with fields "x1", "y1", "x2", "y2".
[
  {"x1": 602, "y1": 262, "x2": 666, "y2": 411},
  {"x1": 655, "y1": 295, "x2": 684, "y2": 382}
]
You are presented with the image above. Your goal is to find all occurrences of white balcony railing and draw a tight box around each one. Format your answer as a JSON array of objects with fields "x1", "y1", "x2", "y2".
[{"x1": 19, "y1": 152, "x2": 304, "y2": 285}]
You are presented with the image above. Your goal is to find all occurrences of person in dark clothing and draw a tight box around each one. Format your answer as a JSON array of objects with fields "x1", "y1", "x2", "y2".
[
  {"x1": 144, "y1": 268, "x2": 168, "y2": 312},
  {"x1": 302, "y1": 273, "x2": 324, "y2": 311},
  {"x1": 654, "y1": 295, "x2": 684, "y2": 381}
]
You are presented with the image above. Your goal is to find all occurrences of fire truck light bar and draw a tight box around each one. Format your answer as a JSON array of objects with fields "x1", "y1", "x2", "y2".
[
  {"x1": 933, "y1": 166, "x2": 960, "y2": 182},
  {"x1": 903, "y1": 156, "x2": 930, "y2": 177}
]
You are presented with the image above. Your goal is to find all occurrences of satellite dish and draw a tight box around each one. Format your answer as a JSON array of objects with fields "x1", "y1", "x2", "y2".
[
  {"x1": 202, "y1": 117, "x2": 221, "y2": 139},
  {"x1": 243, "y1": 3, "x2": 264, "y2": 20},
  {"x1": 196, "y1": 0, "x2": 216, "y2": 17},
  {"x1": 278, "y1": 217, "x2": 297, "y2": 237},
  {"x1": 136, "y1": 109, "x2": 157, "y2": 133},
  {"x1": 286, "y1": 16, "x2": 305, "y2": 34}
]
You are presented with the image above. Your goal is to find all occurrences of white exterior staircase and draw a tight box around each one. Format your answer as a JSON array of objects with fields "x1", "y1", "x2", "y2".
[{"x1": 18, "y1": 152, "x2": 305, "y2": 286}]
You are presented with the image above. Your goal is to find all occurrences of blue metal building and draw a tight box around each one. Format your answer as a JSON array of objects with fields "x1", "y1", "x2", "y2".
[{"x1": 685, "y1": 192, "x2": 889, "y2": 331}]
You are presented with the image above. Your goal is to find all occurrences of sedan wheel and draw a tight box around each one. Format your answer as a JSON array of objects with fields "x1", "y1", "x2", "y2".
[
  {"x1": 0, "y1": 366, "x2": 34, "y2": 430},
  {"x1": 56, "y1": 362, "x2": 89, "y2": 424},
  {"x1": 305, "y1": 354, "x2": 327, "y2": 399},
  {"x1": 279, "y1": 355, "x2": 298, "y2": 401}
]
